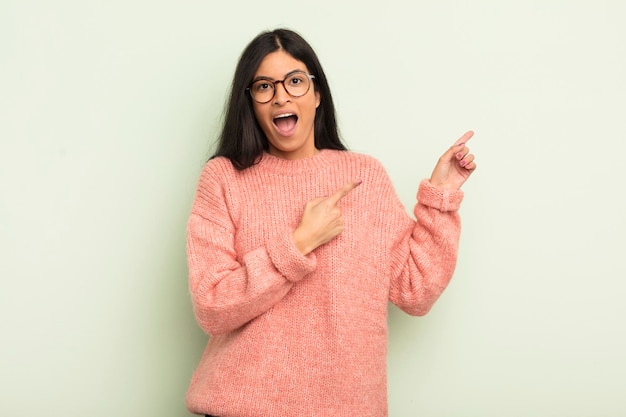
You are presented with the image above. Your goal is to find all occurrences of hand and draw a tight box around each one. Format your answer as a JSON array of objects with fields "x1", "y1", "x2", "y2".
[
  {"x1": 429, "y1": 130, "x2": 477, "y2": 190},
  {"x1": 293, "y1": 180, "x2": 361, "y2": 255}
]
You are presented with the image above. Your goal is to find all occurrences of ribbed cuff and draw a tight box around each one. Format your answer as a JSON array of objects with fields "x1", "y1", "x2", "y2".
[
  {"x1": 266, "y1": 230, "x2": 317, "y2": 282},
  {"x1": 416, "y1": 179, "x2": 464, "y2": 212}
]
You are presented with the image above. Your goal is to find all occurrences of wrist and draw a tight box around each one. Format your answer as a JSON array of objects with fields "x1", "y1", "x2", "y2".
[{"x1": 292, "y1": 228, "x2": 313, "y2": 256}]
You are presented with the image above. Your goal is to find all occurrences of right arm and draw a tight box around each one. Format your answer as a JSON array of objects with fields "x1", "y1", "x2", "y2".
[{"x1": 187, "y1": 163, "x2": 316, "y2": 335}]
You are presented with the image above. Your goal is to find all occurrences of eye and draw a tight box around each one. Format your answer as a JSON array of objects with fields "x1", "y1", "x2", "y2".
[
  {"x1": 288, "y1": 75, "x2": 305, "y2": 86},
  {"x1": 253, "y1": 80, "x2": 273, "y2": 92}
]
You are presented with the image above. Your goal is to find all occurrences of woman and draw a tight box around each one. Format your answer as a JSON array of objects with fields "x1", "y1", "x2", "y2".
[{"x1": 186, "y1": 28, "x2": 476, "y2": 417}]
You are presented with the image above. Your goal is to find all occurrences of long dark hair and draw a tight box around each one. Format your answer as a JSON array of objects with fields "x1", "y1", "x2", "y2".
[{"x1": 211, "y1": 28, "x2": 347, "y2": 170}]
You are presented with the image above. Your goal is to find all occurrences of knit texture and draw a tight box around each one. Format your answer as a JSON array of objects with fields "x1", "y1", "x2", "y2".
[{"x1": 186, "y1": 149, "x2": 463, "y2": 417}]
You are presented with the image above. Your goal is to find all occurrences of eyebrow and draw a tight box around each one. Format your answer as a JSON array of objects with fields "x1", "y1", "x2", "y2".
[{"x1": 251, "y1": 69, "x2": 307, "y2": 83}]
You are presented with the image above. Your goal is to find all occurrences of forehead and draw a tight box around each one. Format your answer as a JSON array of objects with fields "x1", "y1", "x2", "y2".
[{"x1": 254, "y1": 50, "x2": 309, "y2": 78}]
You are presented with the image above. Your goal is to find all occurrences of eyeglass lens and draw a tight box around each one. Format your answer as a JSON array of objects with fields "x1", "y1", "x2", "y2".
[{"x1": 249, "y1": 72, "x2": 312, "y2": 103}]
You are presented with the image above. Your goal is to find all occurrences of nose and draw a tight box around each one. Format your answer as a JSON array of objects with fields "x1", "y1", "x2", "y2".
[{"x1": 273, "y1": 81, "x2": 290, "y2": 104}]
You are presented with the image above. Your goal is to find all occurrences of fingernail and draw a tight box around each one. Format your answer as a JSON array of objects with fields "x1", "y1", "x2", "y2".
[
  {"x1": 356, "y1": 179, "x2": 363, "y2": 186},
  {"x1": 456, "y1": 152, "x2": 463, "y2": 159},
  {"x1": 460, "y1": 160, "x2": 467, "y2": 167}
]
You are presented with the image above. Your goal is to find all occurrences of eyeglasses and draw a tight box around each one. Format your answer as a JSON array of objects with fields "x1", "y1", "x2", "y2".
[{"x1": 247, "y1": 71, "x2": 315, "y2": 104}]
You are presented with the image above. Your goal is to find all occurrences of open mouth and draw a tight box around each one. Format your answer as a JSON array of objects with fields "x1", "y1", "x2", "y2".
[{"x1": 273, "y1": 114, "x2": 298, "y2": 134}]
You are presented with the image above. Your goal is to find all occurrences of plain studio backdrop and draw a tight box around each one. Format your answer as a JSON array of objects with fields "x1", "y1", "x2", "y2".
[{"x1": 1, "y1": 1, "x2": 625, "y2": 416}]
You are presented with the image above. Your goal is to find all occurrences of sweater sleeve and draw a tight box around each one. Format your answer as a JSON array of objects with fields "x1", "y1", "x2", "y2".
[
  {"x1": 388, "y1": 179, "x2": 463, "y2": 316},
  {"x1": 187, "y1": 161, "x2": 317, "y2": 335}
]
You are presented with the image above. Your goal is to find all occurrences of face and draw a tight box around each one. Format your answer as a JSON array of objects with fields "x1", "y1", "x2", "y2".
[{"x1": 251, "y1": 51, "x2": 321, "y2": 160}]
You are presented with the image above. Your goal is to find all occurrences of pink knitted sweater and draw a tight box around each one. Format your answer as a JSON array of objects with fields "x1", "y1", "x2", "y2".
[{"x1": 186, "y1": 149, "x2": 463, "y2": 417}]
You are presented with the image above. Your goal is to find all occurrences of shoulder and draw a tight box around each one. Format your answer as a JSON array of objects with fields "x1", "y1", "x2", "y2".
[
  {"x1": 193, "y1": 157, "x2": 240, "y2": 209},
  {"x1": 330, "y1": 150, "x2": 388, "y2": 173},
  {"x1": 328, "y1": 150, "x2": 398, "y2": 200},
  {"x1": 199, "y1": 156, "x2": 238, "y2": 183},
  {"x1": 190, "y1": 158, "x2": 239, "y2": 225}
]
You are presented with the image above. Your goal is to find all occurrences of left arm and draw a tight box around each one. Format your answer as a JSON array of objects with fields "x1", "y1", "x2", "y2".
[{"x1": 388, "y1": 131, "x2": 477, "y2": 315}]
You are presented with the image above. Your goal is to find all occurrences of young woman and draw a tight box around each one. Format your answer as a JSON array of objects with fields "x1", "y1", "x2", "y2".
[{"x1": 186, "y1": 28, "x2": 476, "y2": 417}]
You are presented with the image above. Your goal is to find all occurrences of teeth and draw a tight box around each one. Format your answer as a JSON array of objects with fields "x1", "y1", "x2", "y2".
[{"x1": 275, "y1": 113, "x2": 294, "y2": 119}]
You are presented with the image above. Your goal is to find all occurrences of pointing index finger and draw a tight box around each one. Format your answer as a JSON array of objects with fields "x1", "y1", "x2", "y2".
[
  {"x1": 454, "y1": 130, "x2": 474, "y2": 147},
  {"x1": 328, "y1": 180, "x2": 362, "y2": 205}
]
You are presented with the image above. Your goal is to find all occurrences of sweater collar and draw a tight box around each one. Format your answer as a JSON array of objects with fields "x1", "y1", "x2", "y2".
[{"x1": 254, "y1": 149, "x2": 339, "y2": 175}]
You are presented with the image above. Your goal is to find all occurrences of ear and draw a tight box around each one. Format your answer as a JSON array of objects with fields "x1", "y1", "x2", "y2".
[{"x1": 315, "y1": 90, "x2": 321, "y2": 108}]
